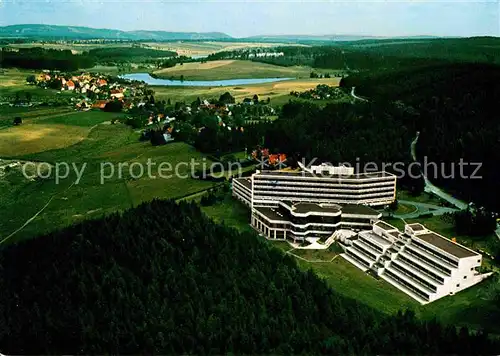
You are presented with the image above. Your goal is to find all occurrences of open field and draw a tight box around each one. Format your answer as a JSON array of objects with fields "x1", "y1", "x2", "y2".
[
  {"x1": 0, "y1": 68, "x2": 79, "y2": 100},
  {"x1": 0, "y1": 68, "x2": 30, "y2": 88},
  {"x1": 7, "y1": 41, "x2": 305, "y2": 56},
  {"x1": 144, "y1": 41, "x2": 306, "y2": 56},
  {"x1": 202, "y1": 197, "x2": 500, "y2": 335},
  {"x1": 153, "y1": 60, "x2": 333, "y2": 80},
  {"x1": 6, "y1": 42, "x2": 168, "y2": 54},
  {"x1": 0, "y1": 110, "x2": 124, "y2": 156},
  {"x1": 153, "y1": 77, "x2": 341, "y2": 105},
  {"x1": 0, "y1": 107, "x2": 216, "y2": 242}
]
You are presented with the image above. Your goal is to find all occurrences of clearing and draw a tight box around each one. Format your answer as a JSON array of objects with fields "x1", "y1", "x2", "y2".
[
  {"x1": 144, "y1": 41, "x2": 306, "y2": 56},
  {"x1": 0, "y1": 110, "x2": 123, "y2": 156},
  {"x1": 0, "y1": 115, "x2": 216, "y2": 243},
  {"x1": 153, "y1": 60, "x2": 334, "y2": 80},
  {"x1": 153, "y1": 77, "x2": 341, "y2": 106}
]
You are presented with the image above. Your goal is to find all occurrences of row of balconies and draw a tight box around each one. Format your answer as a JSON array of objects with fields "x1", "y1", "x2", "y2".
[
  {"x1": 410, "y1": 240, "x2": 459, "y2": 268},
  {"x1": 254, "y1": 175, "x2": 396, "y2": 184},
  {"x1": 382, "y1": 269, "x2": 431, "y2": 302},
  {"x1": 252, "y1": 196, "x2": 395, "y2": 206},
  {"x1": 252, "y1": 190, "x2": 395, "y2": 200},
  {"x1": 389, "y1": 261, "x2": 439, "y2": 293},
  {"x1": 253, "y1": 184, "x2": 396, "y2": 194},
  {"x1": 404, "y1": 245, "x2": 453, "y2": 276}
]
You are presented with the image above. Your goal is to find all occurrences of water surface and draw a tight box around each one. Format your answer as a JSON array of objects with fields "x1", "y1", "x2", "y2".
[{"x1": 120, "y1": 73, "x2": 293, "y2": 87}]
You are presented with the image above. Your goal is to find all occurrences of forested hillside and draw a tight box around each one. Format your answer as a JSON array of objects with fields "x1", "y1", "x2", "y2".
[
  {"x1": 1, "y1": 200, "x2": 498, "y2": 354},
  {"x1": 341, "y1": 63, "x2": 500, "y2": 210},
  {"x1": 0, "y1": 47, "x2": 95, "y2": 70},
  {"x1": 264, "y1": 101, "x2": 424, "y2": 193}
]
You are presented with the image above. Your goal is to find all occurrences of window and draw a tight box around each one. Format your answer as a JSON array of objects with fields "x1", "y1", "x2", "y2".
[
  {"x1": 471, "y1": 267, "x2": 474, "y2": 271},
  {"x1": 463, "y1": 276, "x2": 467, "y2": 279},
  {"x1": 456, "y1": 284, "x2": 460, "y2": 288},
  {"x1": 477, "y1": 259, "x2": 481, "y2": 263}
]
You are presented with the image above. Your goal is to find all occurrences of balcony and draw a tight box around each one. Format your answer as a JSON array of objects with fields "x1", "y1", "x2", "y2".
[
  {"x1": 390, "y1": 260, "x2": 441, "y2": 291},
  {"x1": 396, "y1": 253, "x2": 446, "y2": 284},
  {"x1": 405, "y1": 245, "x2": 453, "y2": 275},
  {"x1": 346, "y1": 247, "x2": 374, "y2": 267},
  {"x1": 353, "y1": 240, "x2": 383, "y2": 259},
  {"x1": 382, "y1": 269, "x2": 430, "y2": 303}
]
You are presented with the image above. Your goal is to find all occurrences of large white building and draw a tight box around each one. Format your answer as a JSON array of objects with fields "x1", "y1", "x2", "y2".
[
  {"x1": 340, "y1": 221, "x2": 488, "y2": 304},
  {"x1": 232, "y1": 164, "x2": 487, "y2": 304},
  {"x1": 233, "y1": 165, "x2": 397, "y2": 208}
]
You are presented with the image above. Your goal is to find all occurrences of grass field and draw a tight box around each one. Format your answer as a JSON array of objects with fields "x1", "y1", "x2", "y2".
[
  {"x1": 144, "y1": 41, "x2": 306, "y2": 56},
  {"x1": 153, "y1": 77, "x2": 341, "y2": 106},
  {"x1": 0, "y1": 110, "x2": 124, "y2": 156},
  {"x1": 0, "y1": 68, "x2": 78, "y2": 99},
  {"x1": 153, "y1": 60, "x2": 333, "y2": 80},
  {"x1": 0, "y1": 107, "x2": 216, "y2": 242},
  {"x1": 202, "y1": 197, "x2": 500, "y2": 335},
  {"x1": 7, "y1": 41, "x2": 303, "y2": 57}
]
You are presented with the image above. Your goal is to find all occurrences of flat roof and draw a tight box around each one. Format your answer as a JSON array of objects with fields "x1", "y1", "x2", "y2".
[
  {"x1": 374, "y1": 221, "x2": 398, "y2": 231},
  {"x1": 416, "y1": 232, "x2": 479, "y2": 258},
  {"x1": 254, "y1": 207, "x2": 285, "y2": 221},
  {"x1": 408, "y1": 223, "x2": 426, "y2": 231},
  {"x1": 281, "y1": 200, "x2": 342, "y2": 215},
  {"x1": 388, "y1": 231, "x2": 400, "y2": 239},
  {"x1": 254, "y1": 170, "x2": 394, "y2": 180},
  {"x1": 341, "y1": 204, "x2": 381, "y2": 216},
  {"x1": 233, "y1": 177, "x2": 251, "y2": 190}
]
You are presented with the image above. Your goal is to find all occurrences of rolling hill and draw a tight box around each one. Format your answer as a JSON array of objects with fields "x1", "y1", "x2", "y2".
[{"x1": 0, "y1": 24, "x2": 232, "y2": 40}]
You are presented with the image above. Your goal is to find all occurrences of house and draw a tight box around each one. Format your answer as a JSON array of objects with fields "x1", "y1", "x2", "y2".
[
  {"x1": 97, "y1": 79, "x2": 108, "y2": 87},
  {"x1": 66, "y1": 80, "x2": 75, "y2": 91},
  {"x1": 110, "y1": 89, "x2": 124, "y2": 99},
  {"x1": 92, "y1": 100, "x2": 108, "y2": 109},
  {"x1": 122, "y1": 101, "x2": 134, "y2": 110},
  {"x1": 76, "y1": 101, "x2": 91, "y2": 110}
]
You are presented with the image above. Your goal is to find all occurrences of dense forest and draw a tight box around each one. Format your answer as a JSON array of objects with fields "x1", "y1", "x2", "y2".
[
  {"x1": 263, "y1": 100, "x2": 425, "y2": 193},
  {"x1": 0, "y1": 47, "x2": 95, "y2": 70},
  {"x1": 88, "y1": 46, "x2": 177, "y2": 63},
  {"x1": 1, "y1": 199, "x2": 499, "y2": 354},
  {"x1": 341, "y1": 63, "x2": 500, "y2": 211},
  {"x1": 0, "y1": 46, "x2": 177, "y2": 70},
  {"x1": 205, "y1": 38, "x2": 500, "y2": 72}
]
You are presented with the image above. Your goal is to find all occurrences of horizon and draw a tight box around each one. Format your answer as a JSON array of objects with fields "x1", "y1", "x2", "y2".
[{"x1": 0, "y1": 1, "x2": 498, "y2": 38}]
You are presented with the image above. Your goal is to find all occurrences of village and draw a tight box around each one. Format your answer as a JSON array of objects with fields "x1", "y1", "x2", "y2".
[{"x1": 30, "y1": 70, "x2": 150, "y2": 111}]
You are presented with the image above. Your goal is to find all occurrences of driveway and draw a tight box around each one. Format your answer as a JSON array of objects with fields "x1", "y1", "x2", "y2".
[
  {"x1": 382, "y1": 200, "x2": 458, "y2": 219},
  {"x1": 411, "y1": 132, "x2": 468, "y2": 211}
]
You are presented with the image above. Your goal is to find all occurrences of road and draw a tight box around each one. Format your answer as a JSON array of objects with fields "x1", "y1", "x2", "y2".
[
  {"x1": 410, "y1": 132, "x2": 468, "y2": 210},
  {"x1": 383, "y1": 200, "x2": 458, "y2": 219},
  {"x1": 350, "y1": 87, "x2": 368, "y2": 102}
]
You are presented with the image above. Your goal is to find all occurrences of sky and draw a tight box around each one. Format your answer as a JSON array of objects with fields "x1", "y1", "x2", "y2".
[{"x1": 0, "y1": 0, "x2": 498, "y2": 38}]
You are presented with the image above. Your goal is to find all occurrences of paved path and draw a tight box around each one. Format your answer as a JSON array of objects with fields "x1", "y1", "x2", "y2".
[
  {"x1": 383, "y1": 199, "x2": 458, "y2": 219},
  {"x1": 411, "y1": 132, "x2": 468, "y2": 210},
  {"x1": 350, "y1": 87, "x2": 368, "y2": 102}
]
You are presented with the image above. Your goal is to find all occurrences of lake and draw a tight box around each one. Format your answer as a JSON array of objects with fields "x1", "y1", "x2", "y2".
[{"x1": 119, "y1": 73, "x2": 293, "y2": 87}]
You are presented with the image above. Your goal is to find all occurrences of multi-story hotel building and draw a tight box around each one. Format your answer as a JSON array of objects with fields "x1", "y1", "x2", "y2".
[
  {"x1": 251, "y1": 200, "x2": 381, "y2": 242},
  {"x1": 232, "y1": 164, "x2": 487, "y2": 304},
  {"x1": 340, "y1": 222, "x2": 487, "y2": 304},
  {"x1": 232, "y1": 164, "x2": 397, "y2": 208}
]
